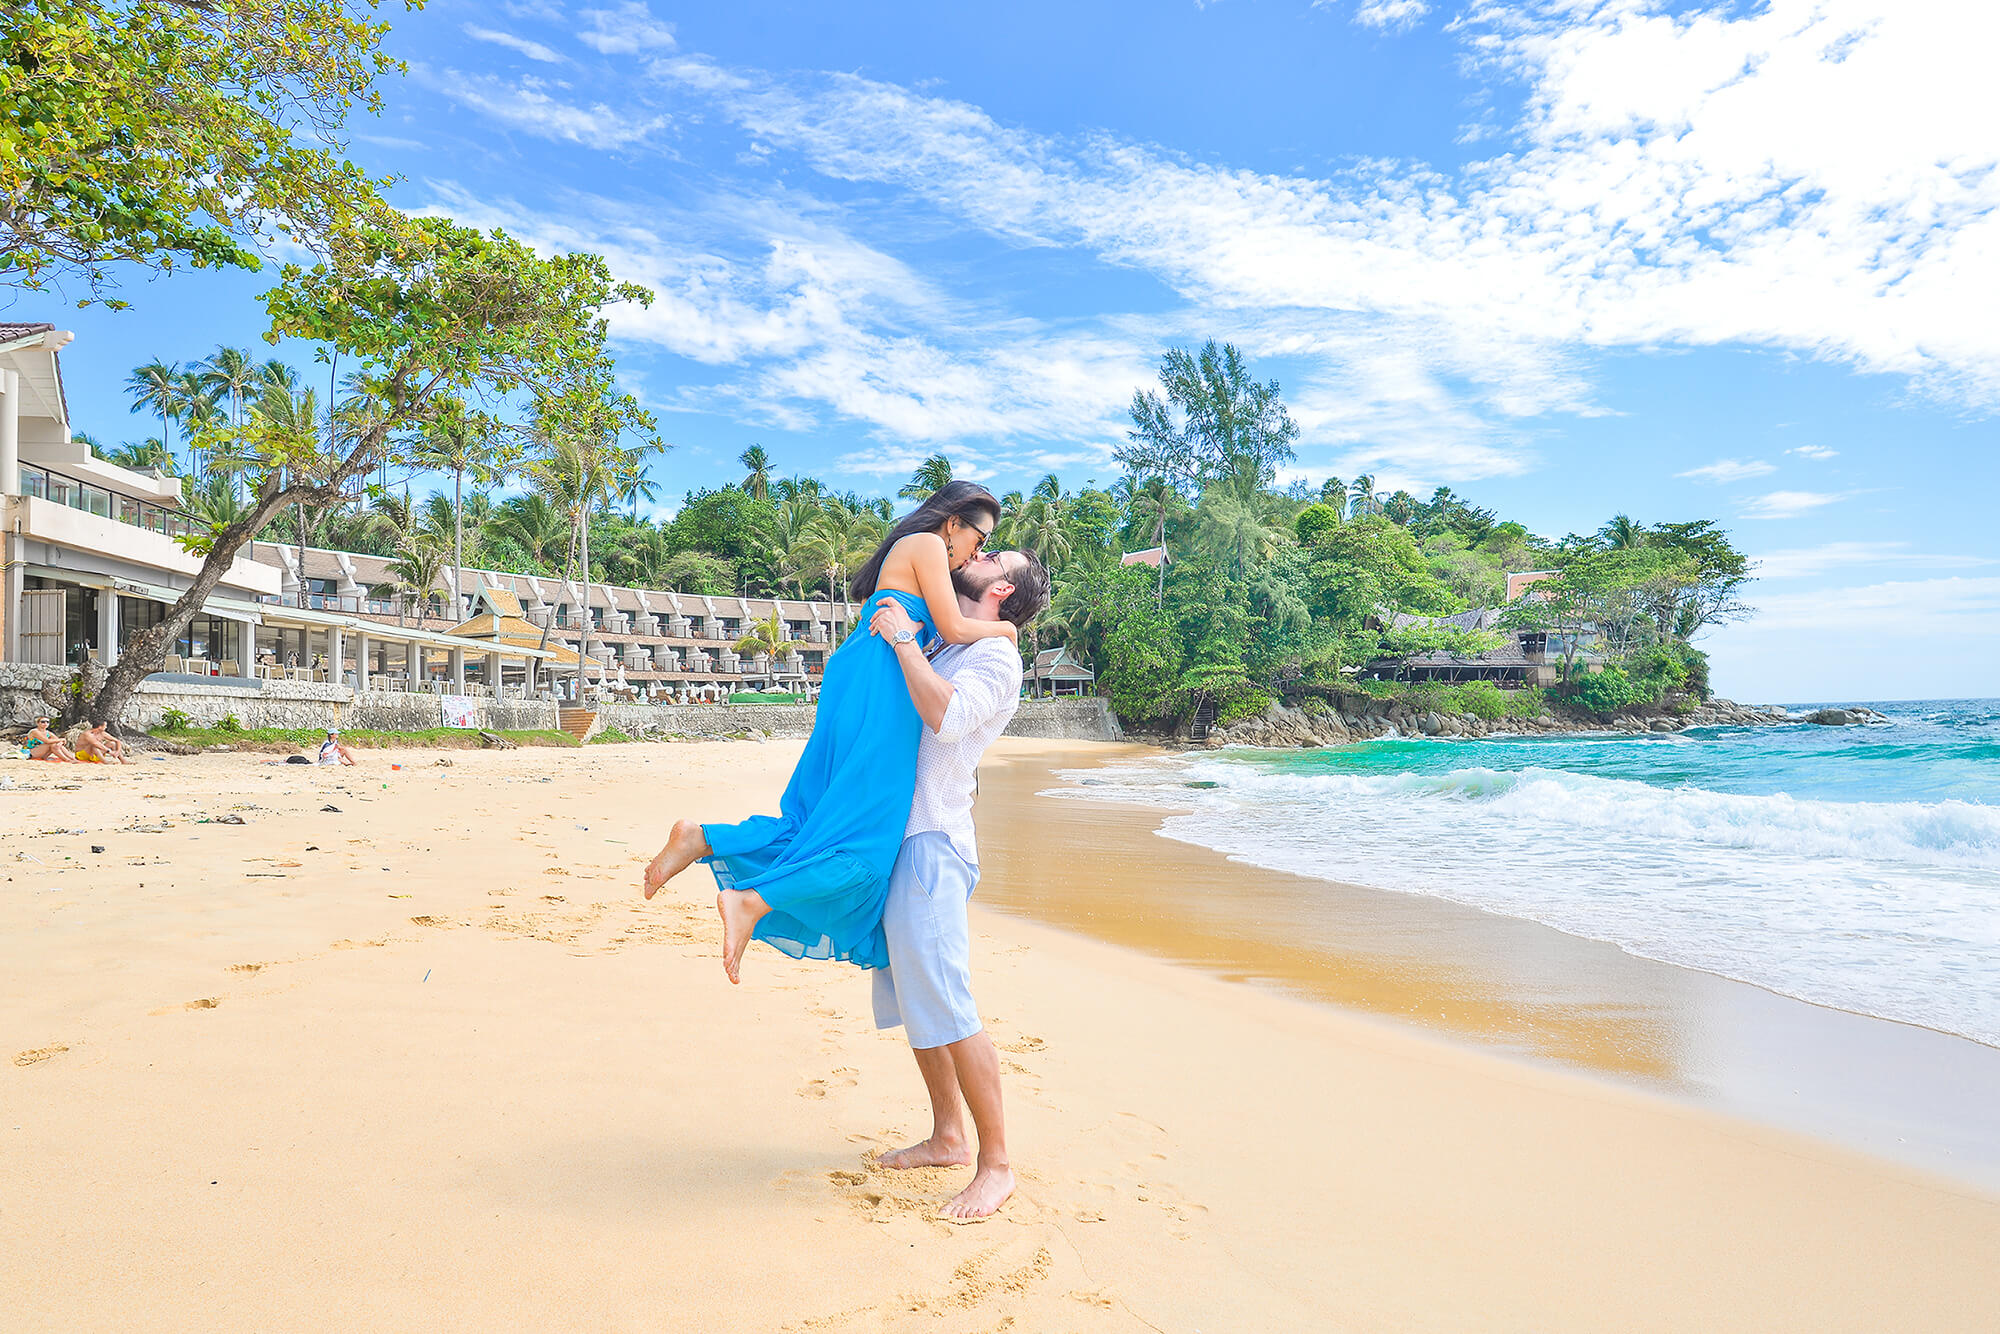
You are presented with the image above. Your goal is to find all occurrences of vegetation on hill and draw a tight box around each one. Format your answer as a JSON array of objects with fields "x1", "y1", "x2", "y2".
[{"x1": 92, "y1": 338, "x2": 1751, "y2": 729}]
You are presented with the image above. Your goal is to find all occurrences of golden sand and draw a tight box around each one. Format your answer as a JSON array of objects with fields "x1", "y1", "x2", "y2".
[{"x1": 3, "y1": 739, "x2": 1997, "y2": 1331}]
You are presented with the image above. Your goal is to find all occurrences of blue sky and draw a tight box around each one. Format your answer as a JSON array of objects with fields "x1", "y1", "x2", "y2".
[{"x1": 29, "y1": 0, "x2": 2000, "y2": 702}]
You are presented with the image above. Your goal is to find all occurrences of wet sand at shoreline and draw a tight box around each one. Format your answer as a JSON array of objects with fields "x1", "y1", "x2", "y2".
[
  {"x1": 4, "y1": 739, "x2": 1997, "y2": 1331},
  {"x1": 978, "y1": 742, "x2": 2000, "y2": 1192}
]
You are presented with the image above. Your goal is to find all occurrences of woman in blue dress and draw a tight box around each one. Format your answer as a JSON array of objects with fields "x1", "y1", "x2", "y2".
[{"x1": 642, "y1": 482, "x2": 1019, "y2": 983}]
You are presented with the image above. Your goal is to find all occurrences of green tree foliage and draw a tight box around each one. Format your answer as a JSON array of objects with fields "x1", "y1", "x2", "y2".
[
  {"x1": 77, "y1": 213, "x2": 654, "y2": 728},
  {"x1": 1120, "y1": 340, "x2": 1299, "y2": 495},
  {"x1": 3, "y1": 0, "x2": 411, "y2": 304}
]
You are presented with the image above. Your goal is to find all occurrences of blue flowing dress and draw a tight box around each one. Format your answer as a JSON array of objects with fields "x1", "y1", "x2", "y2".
[{"x1": 701, "y1": 589, "x2": 938, "y2": 970}]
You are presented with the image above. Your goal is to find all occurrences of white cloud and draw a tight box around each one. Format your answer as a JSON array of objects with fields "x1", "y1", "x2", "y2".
[
  {"x1": 463, "y1": 24, "x2": 566, "y2": 63},
  {"x1": 650, "y1": 1, "x2": 2000, "y2": 411},
  {"x1": 1786, "y1": 444, "x2": 1839, "y2": 460},
  {"x1": 578, "y1": 2, "x2": 676, "y2": 54},
  {"x1": 1742, "y1": 576, "x2": 2000, "y2": 634},
  {"x1": 1354, "y1": 0, "x2": 1431, "y2": 30},
  {"x1": 423, "y1": 69, "x2": 667, "y2": 150},
  {"x1": 1752, "y1": 541, "x2": 1995, "y2": 579},
  {"x1": 1677, "y1": 457, "x2": 1776, "y2": 484},
  {"x1": 416, "y1": 182, "x2": 1153, "y2": 459},
  {"x1": 1740, "y1": 489, "x2": 1847, "y2": 519}
]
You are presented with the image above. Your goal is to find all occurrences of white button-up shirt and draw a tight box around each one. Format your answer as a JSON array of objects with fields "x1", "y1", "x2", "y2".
[{"x1": 904, "y1": 637, "x2": 1023, "y2": 865}]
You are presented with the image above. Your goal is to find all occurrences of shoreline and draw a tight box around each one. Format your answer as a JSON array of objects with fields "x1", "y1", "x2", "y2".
[
  {"x1": 975, "y1": 739, "x2": 2000, "y2": 1194},
  {"x1": 5, "y1": 739, "x2": 1997, "y2": 1330}
]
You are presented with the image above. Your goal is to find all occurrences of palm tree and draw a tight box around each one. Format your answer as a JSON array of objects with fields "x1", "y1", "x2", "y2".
[
  {"x1": 125, "y1": 359, "x2": 191, "y2": 476},
  {"x1": 1008, "y1": 481, "x2": 1073, "y2": 573},
  {"x1": 386, "y1": 531, "x2": 451, "y2": 619},
  {"x1": 898, "y1": 453, "x2": 953, "y2": 501},
  {"x1": 100, "y1": 437, "x2": 177, "y2": 476},
  {"x1": 180, "y1": 473, "x2": 252, "y2": 535},
  {"x1": 766, "y1": 497, "x2": 830, "y2": 599},
  {"x1": 1117, "y1": 475, "x2": 1183, "y2": 601},
  {"x1": 195, "y1": 346, "x2": 259, "y2": 485},
  {"x1": 415, "y1": 404, "x2": 512, "y2": 621},
  {"x1": 1600, "y1": 514, "x2": 1647, "y2": 549},
  {"x1": 733, "y1": 611, "x2": 792, "y2": 665},
  {"x1": 488, "y1": 493, "x2": 569, "y2": 572},
  {"x1": 1348, "y1": 473, "x2": 1380, "y2": 519},
  {"x1": 1195, "y1": 489, "x2": 1288, "y2": 579},
  {"x1": 739, "y1": 444, "x2": 773, "y2": 500},
  {"x1": 1382, "y1": 490, "x2": 1420, "y2": 526},
  {"x1": 814, "y1": 499, "x2": 885, "y2": 636},
  {"x1": 246, "y1": 380, "x2": 325, "y2": 602},
  {"x1": 1319, "y1": 475, "x2": 1347, "y2": 509}
]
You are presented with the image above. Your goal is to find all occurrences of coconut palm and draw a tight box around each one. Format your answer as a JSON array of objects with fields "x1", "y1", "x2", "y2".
[
  {"x1": 733, "y1": 611, "x2": 792, "y2": 663},
  {"x1": 897, "y1": 453, "x2": 953, "y2": 500},
  {"x1": 1600, "y1": 513, "x2": 1647, "y2": 550},
  {"x1": 739, "y1": 445, "x2": 773, "y2": 500},
  {"x1": 100, "y1": 437, "x2": 177, "y2": 475},
  {"x1": 1195, "y1": 488, "x2": 1289, "y2": 580},
  {"x1": 1116, "y1": 474, "x2": 1184, "y2": 600},
  {"x1": 488, "y1": 493, "x2": 569, "y2": 572},
  {"x1": 125, "y1": 359, "x2": 192, "y2": 475},
  {"x1": 386, "y1": 531, "x2": 451, "y2": 618},
  {"x1": 767, "y1": 497, "x2": 830, "y2": 599},
  {"x1": 1348, "y1": 474, "x2": 1380, "y2": 519},
  {"x1": 414, "y1": 403, "x2": 511, "y2": 621},
  {"x1": 1007, "y1": 483, "x2": 1073, "y2": 572}
]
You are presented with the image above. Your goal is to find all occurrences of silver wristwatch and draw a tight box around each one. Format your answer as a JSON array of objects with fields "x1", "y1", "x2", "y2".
[{"x1": 891, "y1": 629, "x2": 917, "y2": 646}]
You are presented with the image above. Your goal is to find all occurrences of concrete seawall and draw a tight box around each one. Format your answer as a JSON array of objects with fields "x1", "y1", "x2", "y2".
[
  {"x1": 3, "y1": 664, "x2": 1120, "y2": 743},
  {"x1": 602, "y1": 696, "x2": 1124, "y2": 742}
]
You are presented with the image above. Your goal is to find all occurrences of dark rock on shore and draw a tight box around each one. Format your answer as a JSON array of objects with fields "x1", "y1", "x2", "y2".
[{"x1": 1204, "y1": 694, "x2": 1801, "y2": 749}]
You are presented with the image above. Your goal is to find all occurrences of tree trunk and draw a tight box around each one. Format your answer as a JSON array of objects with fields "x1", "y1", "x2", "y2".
[
  {"x1": 82, "y1": 478, "x2": 325, "y2": 730},
  {"x1": 576, "y1": 500, "x2": 592, "y2": 705},
  {"x1": 453, "y1": 463, "x2": 464, "y2": 622}
]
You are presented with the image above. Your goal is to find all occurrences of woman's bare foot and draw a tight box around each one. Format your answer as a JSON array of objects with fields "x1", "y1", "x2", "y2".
[
  {"x1": 878, "y1": 1135, "x2": 973, "y2": 1170},
  {"x1": 942, "y1": 1163, "x2": 1015, "y2": 1220},
  {"x1": 642, "y1": 819, "x2": 709, "y2": 899},
  {"x1": 716, "y1": 888, "x2": 770, "y2": 984}
]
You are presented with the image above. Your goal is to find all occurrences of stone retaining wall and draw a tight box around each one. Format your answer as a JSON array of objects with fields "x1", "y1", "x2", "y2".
[
  {"x1": 1, "y1": 664, "x2": 557, "y2": 734},
  {"x1": 598, "y1": 696, "x2": 1123, "y2": 742}
]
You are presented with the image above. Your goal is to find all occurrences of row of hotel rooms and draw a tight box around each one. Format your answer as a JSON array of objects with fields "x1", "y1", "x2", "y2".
[{"x1": 0, "y1": 323, "x2": 852, "y2": 701}]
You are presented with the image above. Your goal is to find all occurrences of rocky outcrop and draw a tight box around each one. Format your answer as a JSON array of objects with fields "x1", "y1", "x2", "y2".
[
  {"x1": 1207, "y1": 694, "x2": 1800, "y2": 749},
  {"x1": 1801, "y1": 706, "x2": 1890, "y2": 726}
]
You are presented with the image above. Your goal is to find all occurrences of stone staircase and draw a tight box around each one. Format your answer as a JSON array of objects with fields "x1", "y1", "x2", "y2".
[{"x1": 557, "y1": 708, "x2": 600, "y2": 742}]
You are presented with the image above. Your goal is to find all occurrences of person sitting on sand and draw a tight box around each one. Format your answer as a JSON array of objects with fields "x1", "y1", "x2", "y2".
[
  {"x1": 75, "y1": 722, "x2": 131, "y2": 765},
  {"x1": 317, "y1": 730, "x2": 357, "y2": 766},
  {"x1": 24, "y1": 719, "x2": 78, "y2": 762},
  {"x1": 641, "y1": 482, "x2": 1022, "y2": 983}
]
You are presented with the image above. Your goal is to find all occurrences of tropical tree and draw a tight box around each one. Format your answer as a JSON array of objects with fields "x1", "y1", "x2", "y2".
[
  {"x1": 766, "y1": 497, "x2": 829, "y2": 600},
  {"x1": 124, "y1": 359, "x2": 191, "y2": 473},
  {"x1": 69, "y1": 215, "x2": 655, "y2": 729},
  {"x1": 1347, "y1": 474, "x2": 1381, "y2": 519},
  {"x1": 386, "y1": 530, "x2": 451, "y2": 618},
  {"x1": 1119, "y1": 340, "x2": 1299, "y2": 496},
  {"x1": 488, "y1": 493, "x2": 569, "y2": 572},
  {"x1": 415, "y1": 400, "x2": 512, "y2": 620},
  {"x1": 898, "y1": 453, "x2": 954, "y2": 500},
  {"x1": 1600, "y1": 514, "x2": 1647, "y2": 550},
  {"x1": 733, "y1": 612, "x2": 792, "y2": 664},
  {"x1": 100, "y1": 437, "x2": 176, "y2": 475},
  {"x1": 739, "y1": 444, "x2": 773, "y2": 500},
  {"x1": 2, "y1": 0, "x2": 406, "y2": 305}
]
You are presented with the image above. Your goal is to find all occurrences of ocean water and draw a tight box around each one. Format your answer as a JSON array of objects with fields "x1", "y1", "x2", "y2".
[{"x1": 1051, "y1": 699, "x2": 2000, "y2": 1049}]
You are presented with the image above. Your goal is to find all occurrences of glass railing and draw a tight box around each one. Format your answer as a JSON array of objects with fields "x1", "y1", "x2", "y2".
[{"x1": 19, "y1": 464, "x2": 194, "y2": 538}]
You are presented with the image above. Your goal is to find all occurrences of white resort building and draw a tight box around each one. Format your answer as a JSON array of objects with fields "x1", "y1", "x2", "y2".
[{"x1": 1, "y1": 324, "x2": 851, "y2": 708}]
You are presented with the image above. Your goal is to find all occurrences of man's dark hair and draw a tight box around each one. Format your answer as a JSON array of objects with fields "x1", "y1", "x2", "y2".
[{"x1": 998, "y1": 551, "x2": 1051, "y2": 630}]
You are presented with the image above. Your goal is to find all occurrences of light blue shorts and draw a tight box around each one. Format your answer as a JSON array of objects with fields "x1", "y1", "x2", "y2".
[{"x1": 871, "y1": 831, "x2": 982, "y2": 1050}]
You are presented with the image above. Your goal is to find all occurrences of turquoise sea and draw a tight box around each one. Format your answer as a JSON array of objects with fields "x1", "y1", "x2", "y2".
[{"x1": 1056, "y1": 699, "x2": 2000, "y2": 1048}]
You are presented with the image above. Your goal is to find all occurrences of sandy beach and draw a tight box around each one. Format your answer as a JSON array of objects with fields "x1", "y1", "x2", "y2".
[{"x1": 5, "y1": 738, "x2": 1999, "y2": 1332}]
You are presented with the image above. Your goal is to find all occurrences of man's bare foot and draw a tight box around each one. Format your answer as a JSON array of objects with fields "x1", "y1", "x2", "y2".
[
  {"x1": 942, "y1": 1163, "x2": 1015, "y2": 1220},
  {"x1": 878, "y1": 1135, "x2": 972, "y2": 1170},
  {"x1": 716, "y1": 889, "x2": 768, "y2": 985},
  {"x1": 642, "y1": 819, "x2": 708, "y2": 899}
]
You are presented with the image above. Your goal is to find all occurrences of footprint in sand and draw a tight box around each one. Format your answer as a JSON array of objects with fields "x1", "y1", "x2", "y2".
[
  {"x1": 14, "y1": 1044, "x2": 70, "y2": 1067},
  {"x1": 997, "y1": 1035, "x2": 1046, "y2": 1054},
  {"x1": 149, "y1": 997, "x2": 220, "y2": 1015},
  {"x1": 408, "y1": 915, "x2": 454, "y2": 928},
  {"x1": 797, "y1": 1068, "x2": 860, "y2": 1099},
  {"x1": 227, "y1": 962, "x2": 266, "y2": 974}
]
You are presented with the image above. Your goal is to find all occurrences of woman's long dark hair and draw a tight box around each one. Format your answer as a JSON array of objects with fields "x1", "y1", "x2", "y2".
[{"x1": 851, "y1": 480, "x2": 1001, "y2": 600}]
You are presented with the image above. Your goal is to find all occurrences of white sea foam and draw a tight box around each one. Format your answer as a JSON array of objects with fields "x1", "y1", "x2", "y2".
[{"x1": 1050, "y1": 756, "x2": 2000, "y2": 1047}]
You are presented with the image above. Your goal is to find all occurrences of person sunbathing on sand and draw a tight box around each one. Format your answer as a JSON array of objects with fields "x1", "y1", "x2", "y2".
[
  {"x1": 24, "y1": 719, "x2": 77, "y2": 762},
  {"x1": 76, "y1": 722, "x2": 131, "y2": 765}
]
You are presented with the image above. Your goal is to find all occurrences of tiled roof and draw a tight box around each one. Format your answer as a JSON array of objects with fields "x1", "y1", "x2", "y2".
[{"x1": 0, "y1": 322, "x2": 56, "y2": 340}]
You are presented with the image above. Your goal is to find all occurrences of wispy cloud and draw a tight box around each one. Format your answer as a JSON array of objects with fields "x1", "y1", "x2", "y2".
[
  {"x1": 1786, "y1": 444, "x2": 1840, "y2": 460},
  {"x1": 422, "y1": 69, "x2": 668, "y2": 150},
  {"x1": 1753, "y1": 542, "x2": 1994, "y2": 579},
  {"x1": 1741, "y1": 490, "x2": 1848, "y2": 520},
  {"x1": 578, "y1": 2, "x2": 676, "y2": 54},
  {"x1": 463, "y1": 24, "x2": 566, "y2": 64},
  {"x1": 1353, "y1": 0, "x2": 1431, "y2": 31},
  {"x1": 1678, "y1": 458, "x2": 1776, "y2": 484},
  {"x1": 1743, "y1": 576, "x2": 2000, "y2": 634}
]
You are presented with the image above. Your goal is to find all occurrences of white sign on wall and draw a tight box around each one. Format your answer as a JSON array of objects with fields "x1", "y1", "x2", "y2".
[{"x1": 441, "y1": 695, "x2": 480, "y2": 729}]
